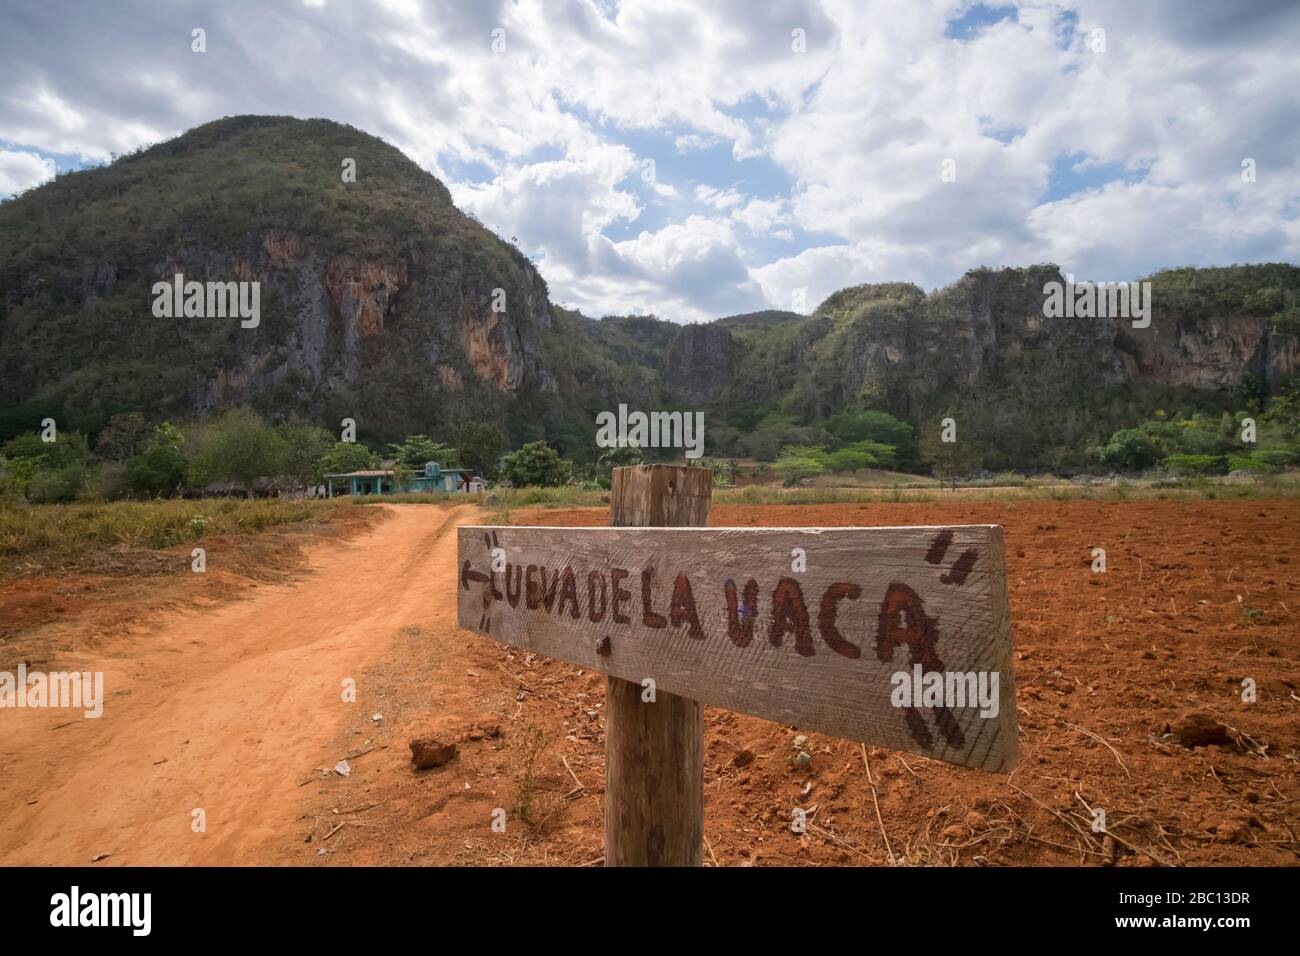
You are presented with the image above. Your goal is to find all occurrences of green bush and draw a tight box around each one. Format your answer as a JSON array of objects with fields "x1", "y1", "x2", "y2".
[
  {"x1": 125, "y1": 443, "x2": 189, "y2": 497},
  {"x1": 500, "y1": 441, "x2": 572, "y2": 487},
  {"x1": 1226, "y1": 454, "x2": 1273, "y2": 474},
  {"x1": 826, "y1": 410, "x2": 917, "y2": 466},
  {"x1": 1250, "y1": 447, "x2": 1296, "y2": 467},
  {"x1": 1161, "y1": 453, "x2": 1227, "y2": 476},
  {"x1": 1097, "y1": 428, "x2": 1160, "y2": 470}
]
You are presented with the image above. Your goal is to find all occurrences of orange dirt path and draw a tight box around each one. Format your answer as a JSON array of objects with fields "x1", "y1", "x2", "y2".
[{"x1": 0, "y1": 504, "x2": 477, "y2": 865}]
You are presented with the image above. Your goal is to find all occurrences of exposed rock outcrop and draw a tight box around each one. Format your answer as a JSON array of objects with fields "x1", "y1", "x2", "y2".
[
  {"x1": 325, "y1": 255, "x2": 406, "y2": 339},
  {"x1": 665, "y1": 323, "x2": 739, "y2": 403}
]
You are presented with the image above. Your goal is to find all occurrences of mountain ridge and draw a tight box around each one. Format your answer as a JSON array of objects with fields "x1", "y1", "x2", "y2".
[{"x1": 2, "y1": 115, "x2": 1297, "y2": 469}]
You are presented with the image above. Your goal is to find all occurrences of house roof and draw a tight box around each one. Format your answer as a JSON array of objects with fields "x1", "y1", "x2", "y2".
[{"x1": 324, "y1": 469, "x2": 484, "y2": 479}]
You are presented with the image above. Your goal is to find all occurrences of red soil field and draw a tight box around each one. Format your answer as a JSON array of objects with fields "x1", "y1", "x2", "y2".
[{"x1": 1, "y1": 498, "x2": 1295, "y2": 866}]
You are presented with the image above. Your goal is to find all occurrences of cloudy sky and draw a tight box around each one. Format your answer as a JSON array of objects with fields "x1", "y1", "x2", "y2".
[{"x1": 2, "y1": 0, "x2": 1298, "y2": 321}]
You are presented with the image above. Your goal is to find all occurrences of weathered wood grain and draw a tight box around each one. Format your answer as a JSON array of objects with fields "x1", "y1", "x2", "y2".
[
  {"x1": 457, "y1": 523, "x2": 1017, "y2": 772},
  {"x1": 605, "y1": 463, "x2": 708, "y2": 867}
]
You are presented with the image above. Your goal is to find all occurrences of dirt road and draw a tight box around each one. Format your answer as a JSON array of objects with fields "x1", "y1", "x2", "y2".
[{"x1": 0, "y1": 504, "x2": 478, "y2": 865}]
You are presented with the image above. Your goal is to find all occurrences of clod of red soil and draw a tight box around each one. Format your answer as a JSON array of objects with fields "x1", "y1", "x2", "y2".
[
  {"x1": 461, "y1": 722, "x2": 501, "y2": 742},
  {"x1": 409, "y1": 735, "x2": 458, "y2": 769},
  {"x1": 1168, "y1": 713, "x2": 1232, "y2": 748},
  {"x1": 1207, "y1": 816, "x2": 1263, "y2": 844}
]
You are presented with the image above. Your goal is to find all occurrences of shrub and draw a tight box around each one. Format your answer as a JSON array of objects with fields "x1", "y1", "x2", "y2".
[
  {"x1": 125, "y1": 443, "x2": 189, "y2": 497},
  {"x1": 500, "y1": 441, "x2": 572, "y2": 487},
  {"x1": 1161, "y1": 453, "x2": 1226, "y2": 476},
  {"x1": 1097, "y1": 429, "x2": 1160, "y2": 471}
]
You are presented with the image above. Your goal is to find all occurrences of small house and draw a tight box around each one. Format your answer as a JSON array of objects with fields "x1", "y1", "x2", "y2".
[{"x1": 324, "y1": 461, "x2": 485, "y2": 497}]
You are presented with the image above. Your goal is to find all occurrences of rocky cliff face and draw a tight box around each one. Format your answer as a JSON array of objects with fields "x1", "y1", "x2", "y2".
[
  {"x1": 651, "y1": 263, "x2": 1298, "y2": 467},
  {"x1": 1115, "y1": 312, "x2": 1294, "y2": 390},
  {"x1": 0, "y1": 116, "x2": 560, "y2": 443},
  {"x1": 665, "y1": 323, "x2": 739, "y2": 403},
  {"x1": 663, "y1": 265, "x2": 1299, "y2": 417}
]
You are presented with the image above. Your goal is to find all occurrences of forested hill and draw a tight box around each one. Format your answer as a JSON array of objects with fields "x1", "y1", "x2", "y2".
[{"x1": 1, "y1": 114, "x2": 1297, "y2": 471}]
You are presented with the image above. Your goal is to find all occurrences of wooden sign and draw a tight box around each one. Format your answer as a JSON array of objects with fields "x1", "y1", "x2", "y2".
[{"x1": 457, "y1": 523, "x2": 1016, "y2": 772}]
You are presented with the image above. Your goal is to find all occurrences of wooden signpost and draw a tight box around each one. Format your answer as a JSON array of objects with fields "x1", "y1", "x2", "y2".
[{"x1": 457, "y1": 464, "x2": 1016, "y2": 866}]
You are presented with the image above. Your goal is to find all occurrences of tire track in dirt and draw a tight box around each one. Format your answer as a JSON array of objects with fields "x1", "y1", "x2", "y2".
[{"x1": 0, "y1": 503, "x2": 480, "y2": 866}]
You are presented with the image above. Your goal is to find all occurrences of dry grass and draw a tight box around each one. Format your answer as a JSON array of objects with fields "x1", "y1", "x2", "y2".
[{"x1": 0, "y1": 497, "x2": 354, "y2": 578}]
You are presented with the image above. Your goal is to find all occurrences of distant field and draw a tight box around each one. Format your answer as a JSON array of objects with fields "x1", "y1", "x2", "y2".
[
  {"x1": 3, "y1": 469, "x2": 1297, "y2": 578},
  {"x1": 477, "y1": 472, "x2": 1300, "y2": 520}
]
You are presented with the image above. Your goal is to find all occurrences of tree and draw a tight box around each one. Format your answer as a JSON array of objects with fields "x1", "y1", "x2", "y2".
[
  {"x1": 597, "y1": 443, "x2": 643, "y2": 473},
  {"x1": 500, "y1": 441, "x2": 572, "y2": 487},
  {"x1": 920, "y1": 415, "x2": 982, "y2": 488},
  {"x1": 826, "y1": 410, "x2": 918, "y2": 467},
  {"x1": 388, "y1": 434, "x2": 456, "y2": 468},
  {"x1": 277, "y1": 422, "x2": 334, "y2": 488},
  {"x1": 95, "y1": 412, "x2": 151, "y2": 460},
  {"x1": 457, "y1": 422, "x2": 505, "y2": 479},
  {"x1": 315, "y1": 441, "x2": 376, "y2": 478},
  {"x1": 125, "y1": 443, "x2": 188, "y2": 497},
  {"x1": 826, "y1": 439, "x2": 897, "y2": 473},
  {"x1": 773, "y1": 445, "x2": 828, "y2": 487},
  {"x1": 189, "y1": 409, "x2": 286, "y2": 497},
  {"x1": 122, "y1": 422, "x2": 188, "y2": 497}
]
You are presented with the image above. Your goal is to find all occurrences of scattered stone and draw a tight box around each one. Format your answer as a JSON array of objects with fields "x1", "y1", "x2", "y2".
[
  {"x1": 795, "y1": 750, "x2": 812, "y2": 769},
  {"x1": 1209, "y1": 815, "x2": 1261, "y2": 844},
  {"x1": 793, "y1": 734, "x2": 808, "y2": 750},
  {"x1": 1168, "y1": 713, "x2": 1232, "y2": 748},
  {"x1": 463, "y1": 721, "x2": 502, "y2": 742},
  {"x1": 732, "y1": 748, "x2": 755, "y2": 769},
  {"x1": 333, "y1": 759, "x2": 351, "y2": 777},
  {"x1": 409, "y1": 735, "x2": 458, "y2": 769}
]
